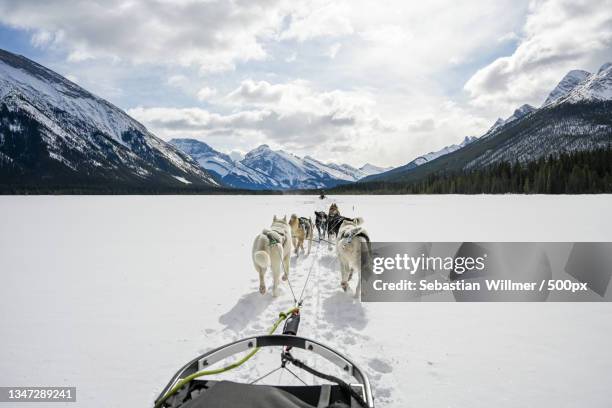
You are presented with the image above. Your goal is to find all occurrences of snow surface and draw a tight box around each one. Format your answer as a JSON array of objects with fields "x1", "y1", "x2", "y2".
[{"x1": 1, "y1": 195, "x2": 612, "y2": 408}]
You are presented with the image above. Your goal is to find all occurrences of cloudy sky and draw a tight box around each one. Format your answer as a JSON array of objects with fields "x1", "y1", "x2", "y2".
[{"x1": 0, "y1": 0, "x2": 611, "y2": 167}]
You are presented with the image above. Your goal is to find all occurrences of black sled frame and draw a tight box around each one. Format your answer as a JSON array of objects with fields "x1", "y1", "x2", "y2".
[{"x1": 155, "y1": 334, "x2": 375, "y2": 408}]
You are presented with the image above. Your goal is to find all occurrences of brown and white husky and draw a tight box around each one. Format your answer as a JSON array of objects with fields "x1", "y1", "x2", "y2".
[{"x1": 289, "y1": 214, "x2": 313, "y2": 256}]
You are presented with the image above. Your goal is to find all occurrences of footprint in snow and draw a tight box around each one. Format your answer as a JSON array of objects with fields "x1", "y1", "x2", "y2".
[{"x1": 368, "y1": 358, "x2": 393, "y2": 374}]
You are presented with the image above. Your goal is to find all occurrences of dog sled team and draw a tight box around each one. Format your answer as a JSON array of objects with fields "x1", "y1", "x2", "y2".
[{"x1": 252, "y1": 202, "x2": 370, "y2": 299}]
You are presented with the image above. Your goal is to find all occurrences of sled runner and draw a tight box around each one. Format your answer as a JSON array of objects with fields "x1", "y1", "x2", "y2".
[{"x1": 154, "y1": 334, "x2": 374, "y2": 408}]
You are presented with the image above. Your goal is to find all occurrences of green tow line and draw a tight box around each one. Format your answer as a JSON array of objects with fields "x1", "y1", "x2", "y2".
[{"x1": 154, "y1": 306, "x2": 300, "y2": 408}]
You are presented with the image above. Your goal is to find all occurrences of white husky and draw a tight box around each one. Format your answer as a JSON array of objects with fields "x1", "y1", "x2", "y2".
[
  {"x1": 336, "y1": 217, "x2": 370, "y2": 298},
  {"x1": 252, "y1": 215, "x2": 292, "y2": 297}
]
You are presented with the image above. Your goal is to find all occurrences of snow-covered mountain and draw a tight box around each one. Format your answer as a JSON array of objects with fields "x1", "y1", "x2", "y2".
[
  {"x1": 360, "y1": 136, "x2": 478, "y2": 182},
  {"x1": 170, "y1": 139, "x2": 390, "y2": 190},
  {"x1": 234, "y1": 145, "x2": 341, "y2": 189},
  {"x1": 554, "y1": 63, "x2": 612, "y2": 105},
  {"x1": 396, "y1": 136, "x2": 478, "y2": 172},
  {"x1": 359, "y1": 163, "x2": 393, "y2": 176},
  {"x1": 416, "y1": 136, "x2": 478, "y2": 164},
  {"x1": 170, "y1": 138, "x2": 234, "y2": 177},
  {"x1": 0, "y1": 49, "x2": 217, "y2": 189},
  {"x1": 236, "y1": 144, "x2": 366, "y2": 189},
  {"x1": 542, "y1": 70, "x2": 591, "y2": 106},
  {"x1": 169, "y1": 139, "x2": 281, "y2": 189},
  {"x1": 363, "y1": 62, "x2": 612, "y2": 185},
  {"x1": 505, "y1": 104, "x2": 537, "y2": 123},
  {"x1": 483, "y1": 104, "x2": 537, "y2": 138}
]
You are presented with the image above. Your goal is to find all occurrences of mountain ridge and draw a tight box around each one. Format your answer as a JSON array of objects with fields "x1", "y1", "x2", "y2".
[
  {"x1": 2, "y1": 47, "x2": 610, "y2": 193},
  {"x1": 0, "y1": 48, "x2": 218, "y2": 189},
  {"x1": 170, "y1": 138, "x2": 392, "y2": 190},
  {"x1": 354, "y1": 62, "x2": 612, "y2": 187}
]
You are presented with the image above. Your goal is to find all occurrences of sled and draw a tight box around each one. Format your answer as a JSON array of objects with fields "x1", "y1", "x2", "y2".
[{"x1": 154, "y1": 334, "x2": 375, "y2": 408}]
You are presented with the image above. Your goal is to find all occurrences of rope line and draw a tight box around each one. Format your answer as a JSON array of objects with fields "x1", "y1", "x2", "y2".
[
  {"x1": 279, "y1": 253, "x2": 298, "y2": 305},
  {"x1": 297, "y1": 237, "x2": 320, "y2": 304},
  {"x1": 154, "y1": 306, "x2": 299, "y2": 408},
  {"x1": 306, "y1": 236, "x2": 335, "y2": 245},
  {"x1": 249, "y1": 366, "x2": 282, "y2": 385},
  {"x1": 284, "y1": 366, "x2": 309, "y2": 386}
]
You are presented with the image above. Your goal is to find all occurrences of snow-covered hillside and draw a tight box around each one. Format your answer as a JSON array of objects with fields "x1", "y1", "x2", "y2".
[
  {"x1": 556, "y1": 63, "x2": 612, "y2": 104},
  {"x1": 482, "y1": 104, "x2": 537, "y2": 138},
  {"x1": 0, "y1": 49, "x2": 217, "y2": 188},
  {"x1": 465, "y1": 62, "x2": 612, "y2": 168},
  {"x1": 366, "y1": 62, "x2": 612, "y2": 185},
  {"x1": 415, "y1": 136, "x2": 478, "y2": 164},
  {"x1": 542, "y1": 70, "x2": 591, "y2": 106},
  {"x1": 365, "y1": 136, "x2": 478, "y2": 181},
  {"x1": 171, "y1": 138, "x2": 391, "y2": 190},
  {"x1": 359, "y1": 163, "x2": 393, "y2": 176}
]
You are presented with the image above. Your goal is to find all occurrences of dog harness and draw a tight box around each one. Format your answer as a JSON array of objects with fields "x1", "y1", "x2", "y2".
[
  {"x1": 341, "y1": 226, "x2": 370, "y2": 244},
  {"x1": 263, "y1": 228, "x2": 286, "y2": 246}
]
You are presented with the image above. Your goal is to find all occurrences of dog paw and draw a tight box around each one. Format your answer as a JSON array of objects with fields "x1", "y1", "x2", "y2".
[
  {"x1": 259, "y1": 285, "x2": 266, "y2": 294},
  {"x1": 282, "y1": 274, "x2": 288, "y2": 281},
  {"x1": 272, "y1": 289, "x2": 280, "y2": 297},
  {"x1": 341, "y1": 282, "x2": 348, "y2": 291}
]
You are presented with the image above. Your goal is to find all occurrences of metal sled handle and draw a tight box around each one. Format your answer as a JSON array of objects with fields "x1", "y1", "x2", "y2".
[{"x1": 157, "y1": 334, "x2": 374, "y2": 408}]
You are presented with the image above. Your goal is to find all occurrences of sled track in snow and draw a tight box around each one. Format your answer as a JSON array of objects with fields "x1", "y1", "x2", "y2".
[{"x1": 211, "y1": 237, "x2": 406, "y2": 406}]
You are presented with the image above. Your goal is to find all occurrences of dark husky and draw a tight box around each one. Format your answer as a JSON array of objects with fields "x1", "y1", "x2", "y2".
[
  {"x1": 327, "y1": 214, "x2": 353, "y2": 242},
  {"x1": 327, "y1": 204, "x2": 349, "y2": 242},
  {"x1": 314, "y1": 211, "x2": 328, "y2": 240}
]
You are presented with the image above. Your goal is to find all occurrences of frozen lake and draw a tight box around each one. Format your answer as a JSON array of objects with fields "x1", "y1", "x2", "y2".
[{"x1": 1, "y1": 195, "x2": 611, "y2": 408}]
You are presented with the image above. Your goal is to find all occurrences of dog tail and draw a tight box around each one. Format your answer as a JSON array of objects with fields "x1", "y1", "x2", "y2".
[{"x1": 253, "y1": 250, "x2": 270, "y2": 270}]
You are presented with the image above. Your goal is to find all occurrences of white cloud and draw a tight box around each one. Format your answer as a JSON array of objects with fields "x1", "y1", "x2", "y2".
[
  {"x1": 167, "y1": 75, "x2": 188, "y2": 87},
  {"x1": 465, "y1": 0, "x2": 612, "y2": 111},
  {"x1": 5, "y1": 0, "x2": 610, "y2": 166},
  {"x1": 0, "y1": 0, "x2": 292, "y2": 73},
  {"x1": 285, "y1": 52, "x2": 297, "y2": 63},
  {"x1": 129, "y1": 79, "x2": 393, "y2": 161},
  {"x1": 407, "y1": 118, "x2": 436, "y2": 132},
  {"x1": 65, "y1": 74, "x2": 79, "y2": 83},
  {"x1": 30, "y1": 30, "x2": 54, "y2": 47},
  {"x1": 227, "y1": 80, "x2": 286, "y2": 104},
  {"x1": 280, "y1": 2, "x2": 354, "y2": 41},
  {"x1": 497, "y1": 31, "x2": 519, "y2": 43},
  {"x1": 325, "y1": 43, "x2": 342, "y2": 59},
  {"x1": 197, "y1": 87, "x2": 217, "y2": 101}
]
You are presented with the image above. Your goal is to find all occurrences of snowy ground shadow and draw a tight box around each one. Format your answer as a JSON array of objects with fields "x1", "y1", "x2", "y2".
[
  {"x1": 219, "y1": 292, "x2": 274, "y2": 332},
  {"x1": 318, "y1": 253, "x2": 337, "y2": 265},
  {"x1": 322, "y1": 292, "x2": 367, "y2": 330}
]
